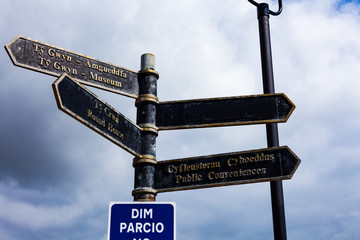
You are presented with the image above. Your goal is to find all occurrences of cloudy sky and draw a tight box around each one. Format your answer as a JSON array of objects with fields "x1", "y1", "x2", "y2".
[{"x1": 1, "y1": 0, "x2": 360, "y2": 239}]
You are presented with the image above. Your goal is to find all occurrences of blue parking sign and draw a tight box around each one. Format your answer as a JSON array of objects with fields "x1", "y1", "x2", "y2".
[{"x1": 108, "y1": 202, "x2": 176, "y2": 240}]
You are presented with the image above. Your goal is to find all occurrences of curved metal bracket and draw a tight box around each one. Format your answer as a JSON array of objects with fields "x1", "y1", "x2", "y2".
[{"x1": 248, "y1": 0, "x2": 283, "y2": 16}]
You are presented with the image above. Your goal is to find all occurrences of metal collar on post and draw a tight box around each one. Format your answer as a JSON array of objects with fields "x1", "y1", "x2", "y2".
[{"x1": 248, "y1": 0, "x2": 283, "y2": 16}]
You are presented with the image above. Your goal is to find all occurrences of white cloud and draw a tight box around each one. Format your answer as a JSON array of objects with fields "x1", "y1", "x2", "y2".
[{"x1": 0, "y1": 190, "x2": 82, "y2": 230}]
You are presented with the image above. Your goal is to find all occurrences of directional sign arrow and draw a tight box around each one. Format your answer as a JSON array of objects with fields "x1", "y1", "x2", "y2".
[
  {"x1": 156, "y1": 93, "x2": 295, "y2": 130},
  {"x1": 5, "y1": 36, "x2": 139, "y2": 98},
  {"x1": 52, "y1": 73, "x2": 141, "y2": 157},
  {"x1": 155, "y1": 146, "x2": 300, "y2": 192}
]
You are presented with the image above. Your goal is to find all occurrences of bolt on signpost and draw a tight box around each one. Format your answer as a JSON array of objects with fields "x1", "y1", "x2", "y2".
[{"x1": 5, "y1": 0, "x2": 299, "y2": 239}]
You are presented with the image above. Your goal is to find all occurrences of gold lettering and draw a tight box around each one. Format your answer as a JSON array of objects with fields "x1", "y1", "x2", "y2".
[
  {"x1": 231, "y1": 170, "x2": 239, "y2": 178},
  {"x1": 85, "y1": 60, "x2": 127, "y2": 79},
  {"x1": 227, "y1": 153, "x2": 276, "y2": 167},
  {"x1": 53, "y1": 62, "x2": 77, "y2": 75},
  {"x1": 89, "y1": 71, "x2": 122, "y2": 88},
  {"x1": 176, "y1": 162, "x2": 221, "y2": 174},
  {"x1": 104, "y1": 107, "x2": 120, "y2": 124},
  {"x1": 87, "y1": 109, "x2": 106, "y2": 128},
  {"x1": 91, "y1": 63, "x2": 98, "y2": 70},
  {"x1": 34, "y1": 44, "x2": 45, "y2": 55},
  {"x1": 87, "y1": 109, "x2": 92, "y2": 117},
  {"x1": 107, "y1": 123, "x2": 124, "y2": 139},
  {"x1": 85, "y1": 60, "x2": 91, "y2": 68},
  {"x1": 55, "y1": 52, "x2": 62, "y2": 60},
  {"x1": 48, "y1": 48, "x2": 72, "y2": 62},
  {"x1": 167, "y1": 165, "x2": 176, "y2": 174},
  {"x1": 94, "y1": 100, "x2": 103, "y2": 113},
  {"x1": 175, "y1": 174, "x2": 202, "y2": 183},
  {"x1": 227, "y1": 158, "x2": 237, "y2": 167},
  {"x1": 175, "y1": 175, "x2": 182, "y2": 183},
  {"x1": 89, "y1": 71, "x2": 97, "y2": 80},
  {"x1": 48, "y1": 48, "x2": 55, "y2": 57},
  {"x1": 38, "y1": 57, "x2": 50, "y2": 68},
  {"x1": 53, "y1": 61, "x2": 60, "y2": 70},
  {"x1": 207, "y1": 168, "x2": 266, "y2": 181}
]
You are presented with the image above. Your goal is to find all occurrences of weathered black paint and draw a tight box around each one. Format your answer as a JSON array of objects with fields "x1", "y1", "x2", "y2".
[
  {"x1": 156, "y1": 94, "x2": 294, "y2": 130},
  {"x1": 52, "y1": 74, "x2": 141, "y2": 156},
  {"x1": 6, "y1": 36, "x2": 139, "y2": 98},
  {"x1": 133, "y1": 55, "x2": 159, "y2": 202},
  {"x1": 155, "y1": 146, "x2": 299, "y2": 193}
]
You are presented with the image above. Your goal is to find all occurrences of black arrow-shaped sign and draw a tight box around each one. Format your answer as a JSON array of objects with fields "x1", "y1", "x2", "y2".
[
  {"x1": 155, "y1": 146, "x2": 300, "y2": 192},
  {"x1": 156, "y1": 94, "x2": 295, "y2": 130},
  {"x1": 5, "y1": 36, "x2": 139, "y2": 98},
  {"x1": 52, "y1": 73, "x2": 141, "y2": 157}
]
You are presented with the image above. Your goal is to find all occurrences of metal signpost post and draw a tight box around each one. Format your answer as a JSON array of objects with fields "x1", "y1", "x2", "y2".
[
  {"x1": 248, "y1": 0, "x2": 287, "y2": 239},
  {"x1": 5, "y1": 1, "x2": 299, "y2": 238},
  {"x1": 133, "y1": 54, "x2": 159, "y2": 202}
]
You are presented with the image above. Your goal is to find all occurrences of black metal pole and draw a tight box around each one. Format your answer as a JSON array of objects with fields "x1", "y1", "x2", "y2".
[
  {"x1": 133, "y1": 53, "x2": 159, "y2": 202},
  {"x1": 256, "y1": 3, "x2": 287, "y2": 240}
]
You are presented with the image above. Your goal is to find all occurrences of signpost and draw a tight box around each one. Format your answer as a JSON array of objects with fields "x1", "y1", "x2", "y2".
[
  {"x1": 5, "y1": 36, "x2": 139, "y2": 98},
  {"x1": 6, "y1": 1, "x2": 299, "y2": 238},
  {"x1": 156, "y1": 93, "x2": 294, "y2": 130},
  {"x1": 52, "y1": 73, "x2": 142, "y2": 157},
  {"x1": 155, "y1": 146, "x2": 299, "y2": 192},
  {"x1": 108, "y1": 202, "x2": 176, "y2": 240}
]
